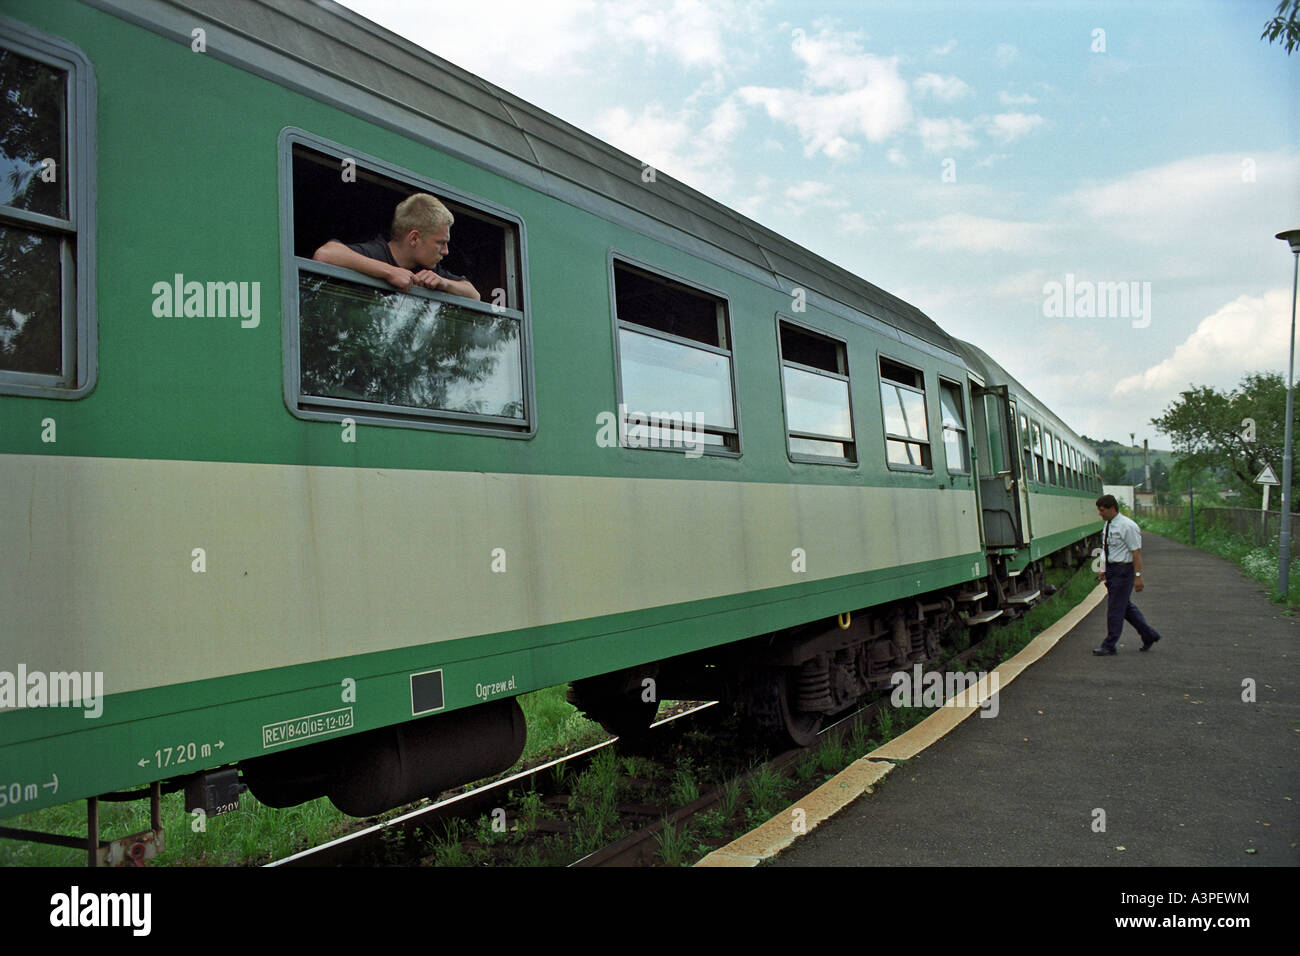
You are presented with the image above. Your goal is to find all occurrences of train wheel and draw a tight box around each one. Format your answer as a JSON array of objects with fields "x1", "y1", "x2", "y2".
[
  {"x1": 750, "y1": 668, "x2": 823, "y2": 748},
  {"x1": 567, "y1": 675, "x2": 661, "y2": 741}
]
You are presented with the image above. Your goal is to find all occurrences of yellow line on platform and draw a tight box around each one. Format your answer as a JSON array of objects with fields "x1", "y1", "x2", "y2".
[{"x1": 695, "y1": 584, "x2": 1107, "y2": 867}]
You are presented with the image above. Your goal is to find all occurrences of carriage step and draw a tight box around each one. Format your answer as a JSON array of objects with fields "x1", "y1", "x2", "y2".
[
  {"x1": 1005, "y1": 588, "x2": 1041, "y2": 606},
  {"x1": 961, "y1": 608, "x2": 1004, "y2": 625},
  {"x1": 1005, "y1": 567, "x2": 1023, "y2": 577},
  {"x1": 956, "y1": 589, "x2": 988, "y2": 603}
]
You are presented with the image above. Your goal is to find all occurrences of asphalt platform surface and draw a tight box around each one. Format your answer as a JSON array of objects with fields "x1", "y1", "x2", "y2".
[{"x1": 772, "y1": 532, "x2": 1299, "y2": 866}]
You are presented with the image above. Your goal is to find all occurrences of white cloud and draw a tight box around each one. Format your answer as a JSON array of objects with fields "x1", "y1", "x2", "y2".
[
  {"x1": 703, "y1": 96, "x2": 746, "y2": 145},
  {"x1": 736, "y1": 25, "x2": 912, "y2": 158},
  {"x1": 998, "y1": 90, "x2": 1038, "y2": 106},
  {"x1": 987, "y1": 112, "x2": 1044, "y2": 143},
  {"x1": 337, "y1": 0, "x2": 601, "y2": 78},
  {"x1": 901, "y1": 212, "x2": 1052, "y2": 253},
  {"x1": 593, "y1": 103, "x2": 724, "y2": 192},
  {"x1": 1112, "y1": 291, "x2": 1293, "y2": 396},
  {"x1": 1064, "y1": 151, "x2": 1300, "y2": 246},
  {"x1": 994, "y1": 43, "x2": 1019, "y2": 67},
  {"x1": 619, "y1": 0, "x2": 736, "y2": 70},
  {"x1": 838, "y1": 211, "x2": 873, "y2": 234},
  {"x1": 914, "y1": 72, "x2": 972, "y2": 101},
  {"x1": 917, "y1": 116, "x2": 977, "y2": 154},
  {"x1": 931, "y1": 39, "x2": 957, "y2": 57},
  {"x1": 886, "y1": 147, "x2": 908, "y2": 167},
  {"x1": 785, "y1": 180, "x2": 835, "y2": 203},
  {"x1": 738, "y1": 81, "x2": 911, "y2": 158}
]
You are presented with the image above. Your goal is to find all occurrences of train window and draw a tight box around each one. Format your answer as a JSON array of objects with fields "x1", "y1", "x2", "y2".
[
  {"x1": 612, "y1": 260, "x2": 737, "y2": 453},
  {"x1": 939, "y1": 380, "x2": 968, "y2": 474},
  {"x1": 879, "y1": 357, "x2": 931, "y2": 470},
  {"x1": 1020, "y1": 413, "x2": 1036, "y2": 482},
  {"x1": 0, "y1": 30, "x2": 96, "y2": 399},
  {"x1": 1032, "y1": 422, "x2": 1044, "y2": 484},
  {"x1": 283, "y1": 135, "x2": 531, "y2": 436},
  {"x1": 778, "y1": 320, "x2": 855, "y2": 463},
  {"x1": 1054, "y1": 437, "x2": 1064, "y2": 487}
]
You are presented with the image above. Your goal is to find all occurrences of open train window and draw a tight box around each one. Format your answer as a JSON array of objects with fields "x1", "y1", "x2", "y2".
[
  {"x1": 281, "y1": 132, "x2": 531, "y2": 436},
  {"x1": 939, "y1": 380, "x2": 968, "y2": 474},
  {"x1": 611, "y1": 258, "x2": 738, "y2": 454},
  {"x1": 778, "y1": 319, "x2": 855, "y2": 464},
  {"x1": 879, "y1": 357, "x2": 931, "y2": 471},
  {"x1": 1031, "y1": 422, "x2": 1044, "y2": 484},
  {"x1": 0, "y1": 27, "x2": 96, "y2": 399},
  {"x1": 1020, "y1": 413, "x2": 1036, "y2": 483}
]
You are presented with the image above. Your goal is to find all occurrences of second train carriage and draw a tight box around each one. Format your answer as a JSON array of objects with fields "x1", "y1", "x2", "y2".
[{"x1": 0, "y1": 0, "x2": 1101, "y2": 835}]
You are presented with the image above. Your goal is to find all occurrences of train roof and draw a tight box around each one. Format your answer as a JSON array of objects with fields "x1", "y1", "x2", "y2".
[{"x1": 134, "y1": 0, "x2": 960, "y2": 355}]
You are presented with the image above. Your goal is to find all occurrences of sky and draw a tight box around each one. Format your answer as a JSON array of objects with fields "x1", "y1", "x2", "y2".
[{"x1": 335, "y1": 0, "x2": 1299, "y2": 449}]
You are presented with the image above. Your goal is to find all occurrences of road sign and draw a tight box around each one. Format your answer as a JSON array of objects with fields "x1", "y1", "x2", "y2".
[{"x1": 1256, "y1": 464, "x2": 1280, "y2": 485}]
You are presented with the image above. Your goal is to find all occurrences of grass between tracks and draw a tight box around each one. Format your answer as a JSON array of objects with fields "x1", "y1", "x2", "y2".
[{"x1": 1, "y1": 561, "x2": 1098, "y2": 867}]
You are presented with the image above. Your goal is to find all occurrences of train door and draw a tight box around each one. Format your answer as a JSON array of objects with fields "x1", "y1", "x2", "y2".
[
  {"x1": 971, "y1": 384, "x2": 1026, "y2": 547},
  {"x1": 1008, "y1": 401, "x2": 1033, "y2": 541}
]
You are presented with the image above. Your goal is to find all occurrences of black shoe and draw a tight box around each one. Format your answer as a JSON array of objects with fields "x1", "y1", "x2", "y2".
[
  {"x1": 1092, "y1": 647, "x2": 1117, "y2": 656},
  {"x1": 1140, "y1": 635, "x2": 1161, "y2": 652}
]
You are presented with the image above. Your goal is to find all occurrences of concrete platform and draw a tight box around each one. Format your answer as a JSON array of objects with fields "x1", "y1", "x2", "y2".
[{"x1": 735, "y1": 533, "x2": 1298, "y2": 867}]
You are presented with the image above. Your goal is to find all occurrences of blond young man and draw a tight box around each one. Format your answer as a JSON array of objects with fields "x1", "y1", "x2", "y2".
[{"x1": 313, "y1": 193, "x2": 481, "y2": 300}]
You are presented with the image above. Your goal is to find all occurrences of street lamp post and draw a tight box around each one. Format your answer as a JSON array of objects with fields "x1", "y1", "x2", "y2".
[
  {"x1": 1130, "y1": 432, "x2": 1136, "y2": 490},
  {"x1": 1277, "y1": 229, "x2": 1300, "y2": 600}
]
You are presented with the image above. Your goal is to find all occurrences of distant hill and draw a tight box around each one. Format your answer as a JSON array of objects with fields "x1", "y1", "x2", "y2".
[{"x1": 1080, "y1": 434, "x2": 1176, "y2": 466}]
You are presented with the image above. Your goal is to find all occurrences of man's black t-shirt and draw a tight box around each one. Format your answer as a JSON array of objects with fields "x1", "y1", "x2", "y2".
[{"x1": 341, "y1": 235, "x2": 468, "y2": 283}]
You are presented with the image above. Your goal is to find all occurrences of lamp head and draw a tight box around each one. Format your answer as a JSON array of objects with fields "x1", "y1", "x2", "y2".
[{"x1": 1277, "y1": 229, "x2": 1300, "y2": 255}]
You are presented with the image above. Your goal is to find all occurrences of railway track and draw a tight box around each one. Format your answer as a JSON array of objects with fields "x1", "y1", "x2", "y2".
[
  {"x1": 268, "y1": 637, "x2": 1000, "y2": 868},
  {"x1": 266, "y1": 701, "x2": 722, "y2": 867}
]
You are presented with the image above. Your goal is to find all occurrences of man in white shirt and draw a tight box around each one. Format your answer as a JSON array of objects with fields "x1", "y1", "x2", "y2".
[{"x1": 1093, "y1": 494, "x2": 1164, "y2": 655}]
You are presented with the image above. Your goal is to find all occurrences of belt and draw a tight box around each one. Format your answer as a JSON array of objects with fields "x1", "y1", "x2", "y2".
[{"x1": 1107, "y1": 561, "x2": 1133, "y2": 566}]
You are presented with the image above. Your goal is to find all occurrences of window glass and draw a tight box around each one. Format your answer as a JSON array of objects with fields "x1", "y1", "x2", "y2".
[
  {"x1": 0, "y1": 48, "x2": 67, "y2": 219},
  {"x1": 614, "y1": 262, "x2": 737, "y2": 451},
  {"x1": 619, "y1": 327, "x2": 734, "y2": 430},
  {"x1": 784, "y1": 365, "x2": 852, "y2": 439},
  {"x1": 940, "y1": 381, "x2": 967, "y2": 473},
  {"x1": 0, "y1": 36, "x2": 90, "y2": 397},
  {"x1": 880, "y1": 358, "x2": 930, "y2": 469},
  {"x1": 778, "y1": 322, "x2": 854, "y2": 462},
  {"x1": 0, "y1": 224, "x2": 63, "y2": 375},
  {"x1": 1032, "y1": 422, "x2": 1045, "y2": 484},
  {"x1": 299, "y1": 274, "x2": 523, "y2": 419}
]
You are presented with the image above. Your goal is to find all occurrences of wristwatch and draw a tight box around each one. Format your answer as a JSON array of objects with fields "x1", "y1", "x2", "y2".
[{"x1": 1135, "y1": 572, "x2": 1142, "y2": 577}]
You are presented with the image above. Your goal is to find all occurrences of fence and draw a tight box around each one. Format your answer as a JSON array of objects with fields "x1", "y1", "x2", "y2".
[{"x1": 1141, "y1": 504, "x2": 1300, "y2": 554}]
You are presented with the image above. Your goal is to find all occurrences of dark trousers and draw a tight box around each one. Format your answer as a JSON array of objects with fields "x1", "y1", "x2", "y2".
[{"x1": 1102, "y1": 563, "x2": 1161, "y2": 650}]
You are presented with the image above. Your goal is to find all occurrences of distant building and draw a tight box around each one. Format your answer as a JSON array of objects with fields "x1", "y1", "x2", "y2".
[{"x1": 1103, "y1": 484, "x2": 1135, "y2": 510}]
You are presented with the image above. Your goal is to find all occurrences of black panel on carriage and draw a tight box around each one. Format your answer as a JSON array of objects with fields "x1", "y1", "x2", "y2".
[{"x1": 410, "y1": 669, "x2": 445, "y2": 715}]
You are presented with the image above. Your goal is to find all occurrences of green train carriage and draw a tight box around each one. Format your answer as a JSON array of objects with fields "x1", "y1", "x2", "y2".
[{"x1": 0, "y1": 0, "x2": 1100, "y2": 840}]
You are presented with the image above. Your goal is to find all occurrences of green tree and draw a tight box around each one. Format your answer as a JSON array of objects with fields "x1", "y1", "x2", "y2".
[
  {"x1": 1101, "y1": 454, "x2": 1127, "y2": 484},
  {"x1": 1262, "y1": 0, "x2": 1300, "y2": 53},
  {"x1": 1151, "y1": 372, "x2": 1289, "y2": 507}
]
